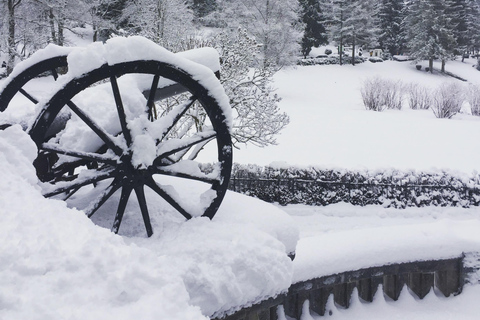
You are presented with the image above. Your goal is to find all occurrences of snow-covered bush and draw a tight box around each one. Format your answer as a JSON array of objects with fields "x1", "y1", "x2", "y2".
[
  {"x1": 230, "y1": 164, "x2": 480, "y2": 208},
  {"x1": 297, "y1": 55, "x2": 366, "y2": 66},
  {"x1": 361, "y1": 77, "x2": 386, "y2": 111},
  {"x1": 467, "y1": 85, "x2": 480, "y2": 116},
  {"x1": 361, "y1": 77, "x2": 403, "y2": 111},
  {"x1": 431, "y1": 82, "x2": 463, "y2": 118},
  {"x1": 407, "y1": 83, "x2": 431, "y2": 110},
  {"x1": 383, "y1": 79, "x2": 404, "y2": 110},
  {"x1": 369, "y1": 57, "x2": 383, "y2": 63}
]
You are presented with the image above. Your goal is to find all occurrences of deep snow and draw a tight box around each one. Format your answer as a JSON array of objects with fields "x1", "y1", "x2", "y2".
[{"x1": 0, "y1": 125, "x2": 297, "y2": 320}]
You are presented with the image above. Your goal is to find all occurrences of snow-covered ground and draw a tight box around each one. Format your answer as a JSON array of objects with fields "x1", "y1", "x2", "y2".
[
  {"x1": 1, "y1": 38, "x2": 480, "y2": 320},
  {"x1": 231, "y1": 57, "x2": 480, "y2": 173}
]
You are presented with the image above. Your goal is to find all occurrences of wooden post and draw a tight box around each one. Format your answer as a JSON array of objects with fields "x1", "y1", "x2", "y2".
[
  {"x1": 269, "y1": 306, "x2": 278, "y2": 320},
  {"x1": 283, "y1": 292, "x2": 309, "y2": 320},
  {"x1": 357, "y1": 277, "x2": 381, "y2": 302},
  {"x1": 309, "y1": 287, "x2": 332, "y2": 316},
  {"x1": 383, "y1": 274, "x2": 405, "y2": 301},
  {"x1": 435, "y1": 258, "x2": 463, "y2": 297},
  {"x1": 333, "y1": 282, "x2": 355, "y2": 308},
  {"x1": 408, "y1": 272, "x2": 434, "y2": 299}
]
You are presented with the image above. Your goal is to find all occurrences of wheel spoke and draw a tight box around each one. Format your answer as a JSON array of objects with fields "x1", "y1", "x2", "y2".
[
  {"x1": 42, "y1": 169, "x2": 115, "y2": 197},
  {"x1": 154, "y1": 165, "x2": 220, "y2": 184},
  {"x1": 111, "y1": 185, "x2": 133, "y2": 234},
  {"x1": 155, "y1": 131, "x2": 216, "y2": 164},
  {"x1": 85, "y1": 178, "x2": 122, "y2": 218},
  {"x1": 41, "y1": 143, "x2": 118, "y2": 165},
  {"x1": 159, "y1": 95, "x2": 197, "y2": 142},
  {"x1": 187, "y1": 137, "x2": 213, "y2": 161},
  {"x1": 66, "y1": 100, "x2": 124, "y2": 156},
  {"x1": 147, "y1": 74, "x2": 160, "y2": 121},
  {"x1": 145, "y1": 177, "x2": 192, "y2": 220},
  {"x1": 110, "y1": 75, "x2": 132, "y2": 147},
  {"x1": 19, "y1": 88, "x2": 38, "y2": 104},
  {"x1": 63, "y1": 186, "x2": 80, "y2": 201},
  {"x1": 134, "y1": 185, "x2": 153, "y2": 237}
]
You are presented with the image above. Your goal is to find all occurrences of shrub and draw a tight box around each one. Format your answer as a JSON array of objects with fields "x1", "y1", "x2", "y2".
[
  {"x1": 382, "y1": 80, "x2": 404, "y2": 110},
  {"x1": 407, "y1": 84, "x2": 431, "y2": 110},
  {"x1": 416, "y1": 65, "x2": 422, "y2": 70},
  {"x1": 325, "y1": 48, "x2": 332, "y2": 55},
  {"x1": 467, "y1": 85, "x2": 480, "y2": 116},
  {"x1": 431, "y1": 82, "x2": 463, "y2": 118},
  {"x1": 425, "y1": 67, "x2": 430, "y2": 72},
  {"x1": 361, "y1": 77, "x2": 386, "y2": 111},
  {"x1": 361, "y1": 77, "x2": 404, "y2": 111},
  {"x1": 369, "y1": 57, "x2": 383, "y2": 63}
]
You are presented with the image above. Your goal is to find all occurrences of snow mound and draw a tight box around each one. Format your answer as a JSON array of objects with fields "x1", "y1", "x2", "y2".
[
  {"x1": 0, "y1": 126, "x2": 297, "y2": 319},
  {"x1": 293, "y1": 216, "x2": 480, "y2": 283}
]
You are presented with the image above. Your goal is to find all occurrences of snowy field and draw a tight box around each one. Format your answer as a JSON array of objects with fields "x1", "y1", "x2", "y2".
[
  {"x1": 1, "y1": 38, "x2": 480, "y2": 320},
  {"x1": 232, "y1": 57, "x2": 480, "y2": 174}
]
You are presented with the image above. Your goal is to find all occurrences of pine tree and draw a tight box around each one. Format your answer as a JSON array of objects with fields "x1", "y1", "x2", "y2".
[
  {"x1": 325, "y1": 0, "x2": 379, "y2": 65},
  {"x1": 463, "y1": 0, "x2": 480, "y2": 57},
  {"x1": 404, "y1": 0, "x2": 457, "y2": 73},
  {"x1": 299, "y1": 0, "x2": 328, "y2": 58},
  {"x1": 378, "y1": 0, "x2": 405, "y2": 55}
]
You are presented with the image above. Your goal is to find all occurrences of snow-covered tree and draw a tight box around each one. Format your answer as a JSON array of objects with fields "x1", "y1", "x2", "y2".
[
  {"x1": 377, "y1": 0, "x2": 405, "y2": 55},
  {"x1": 1, "y1": 0, "x2": 24, "y2": 74},
  {"x1": 192, "y1": 0, "x2": 217, "y2": 18},
  {"x1": 324, "y1": 0, "x2": 379, "y2": 65},
  {"x1": 404, "y1": 0, "x2": 457, "y2": 73},
  {"x1": 212, "y1": 28, "x2": 289, "y2": 146},
  {"x1": 463, "y1": 0, "x2": 480, "y2": 57},
  {"x1": 121, "y1": 0, "x2": 196, "y2": 51},
  {"x1": 299, "y1": 0, "x2": 328, "y2": 58},
  {"x1": 220, "y1": 0, "x2": 303, "y2": 70}
]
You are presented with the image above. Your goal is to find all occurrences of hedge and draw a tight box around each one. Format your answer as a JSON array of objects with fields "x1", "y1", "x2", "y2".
[{"x1": 228, "y1": 164, "x2": 480, "y2": 208}]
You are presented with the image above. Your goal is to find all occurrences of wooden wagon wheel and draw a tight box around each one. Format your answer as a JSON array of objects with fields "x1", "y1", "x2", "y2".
[
  {"x1": 0, "y1": 55, "x2": 68, "y2": 113},
  {"x1": 29, "y1": 59, "x2": 232, "y2": 237}
]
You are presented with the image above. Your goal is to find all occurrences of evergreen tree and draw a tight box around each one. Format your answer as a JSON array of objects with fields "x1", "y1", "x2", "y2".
[
  {"x1": 299, "y1": 0, "x2": 328, "y2": 58},
  {"x1": 404, "y1": 0, "x2": 457, "y2": 73},
  {"x1": 192, "y1": 0, "x2": 217, "y2": 18},
  {"x1": 463, "y1": 0, "x2": 480, "y2": 56},
  {"x1": 378, "y1": 0, "x2": 405, "y2": 55},
  {"x1": 325, "y1": 0, "x2": 379, "y2": 65}
]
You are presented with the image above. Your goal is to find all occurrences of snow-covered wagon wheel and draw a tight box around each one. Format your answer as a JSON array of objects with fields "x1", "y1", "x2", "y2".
[
  {"x1": 29, "y1": 59, "x2": 232, "y2": 237},
  {"x1": 0, "y1": 54, "x2": 68, "y2": 115}
]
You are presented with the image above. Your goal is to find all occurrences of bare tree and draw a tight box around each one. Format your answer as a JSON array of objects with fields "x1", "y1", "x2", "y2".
[{"x1": 121, "y1": 0, "x2": 196, "y2": 51}]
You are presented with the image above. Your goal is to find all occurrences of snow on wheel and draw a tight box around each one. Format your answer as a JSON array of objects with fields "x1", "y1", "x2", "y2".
[
  {"x1": 0, "y1": 45, "x2": 72, "y2": 117},
  {"x1": 29, "y1": 41, "x2": 232, "y2": 237}
]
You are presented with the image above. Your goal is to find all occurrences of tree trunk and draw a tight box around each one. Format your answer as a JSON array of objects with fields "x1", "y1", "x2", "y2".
[
  {"x1": 339, "y1": 36, "x2": 343, "y2": 66},
  {"x1": 58, "y1": 17, "x2": 64, "y2": 46},
  {"x1": 49, "y1": 9, "x2": 57, "y2": 44},
  {"x1": 352, "y1": 35, "x2": 356, "y2": 66},
  {"x1": 429, "y1": 58, "x2": 433, "y2": 73},
  {"x1": 441, "y1": 59, "x2": 445, "y2": 73},
  {"x1": 7, "y1": 0, "x2": 20, "y2": 75}
]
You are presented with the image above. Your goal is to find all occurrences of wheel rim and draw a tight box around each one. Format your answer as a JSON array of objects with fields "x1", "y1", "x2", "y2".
[
  {"x1": 30, "y1": 60, "x2": 232, "y2": 237},
  {"x1": 0, "y1": 56, "x2": 67, "y2": 112}
]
